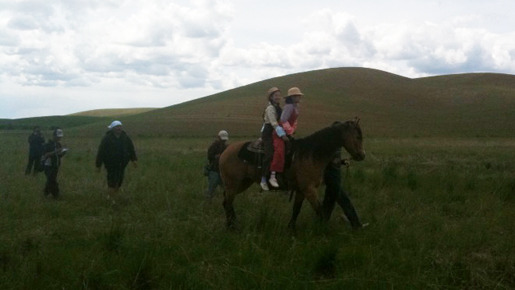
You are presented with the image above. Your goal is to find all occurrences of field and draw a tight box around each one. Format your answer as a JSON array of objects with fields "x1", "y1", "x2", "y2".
[{"x1": 1, "y1": 131, "x2": 514, "y2": 289}]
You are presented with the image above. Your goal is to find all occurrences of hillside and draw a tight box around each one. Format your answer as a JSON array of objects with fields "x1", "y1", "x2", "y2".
[
  {"x1": 0, "y1": 108, "x2": 156, "y2": 131},
  {"x1": 70, "y1": 108, "x2": 157, "y2": 117},
  {"x1": 109, "y1": 67, "x2": 515, "y2": 138},
  {"x1": 3, "y1": 67, "x2": 514, "y2": 138}
]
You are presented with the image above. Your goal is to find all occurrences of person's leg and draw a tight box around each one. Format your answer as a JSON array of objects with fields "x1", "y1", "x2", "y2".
[
  {"x1": 322, "y1": 166, "x2": 339, "y2": 220},
  {"x1": 44, "y1": 166, "x2": 51, "y2": 196},
  {"x1": 269, "y1": 134, "x2": 285, "y2": 187},
  {"x1": 25, "y1": 155, "x2": 36, "y2": 175},
  {"x1": 106, "y1": 167, "x2": 120, "y2": 202},
  {"x1": 206, "y1": 171, "x2": 219, "y2": 198},
  {"x1": 261, "y1": 135, "x2": 273, "y2": 191},
  {"x1": 48, "y1": 168, "x2": 60, "y2": 198},
  {"x1": 336, "y1": 188, "x2": 362, "y2": 229}
]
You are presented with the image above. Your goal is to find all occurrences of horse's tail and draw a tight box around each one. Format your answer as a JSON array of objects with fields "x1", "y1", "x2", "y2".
[{"x1": 288, "y1": 190, "x2": 295, "y2": 202}]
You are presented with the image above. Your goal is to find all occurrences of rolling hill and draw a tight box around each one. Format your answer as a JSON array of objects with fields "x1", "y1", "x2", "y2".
[
  {"x1": 114, "y1": 67, "x2": 515, "y2": 138},
  {"x1": 70, "y1": 108, "x2": 157, "y2": 117},
  {"x1": 3, "y1": 67, "x2": 514, "y2": 138}
]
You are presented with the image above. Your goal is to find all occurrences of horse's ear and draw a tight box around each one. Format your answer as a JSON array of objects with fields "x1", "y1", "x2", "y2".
[{"x1": 354, "y1": 117, "x2": 360, "y2": 125}]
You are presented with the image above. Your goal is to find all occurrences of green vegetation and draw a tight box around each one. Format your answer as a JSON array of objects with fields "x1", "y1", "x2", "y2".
[
  {"x1": 1, "y1": 68, "x2": 514, "y2": 288},
  {"x1": 0, "y1": 115, "x2": 107, "y2": 131},
  {"x1": 70, "y1": 108, "x2": 157, "y2": 117},
  {"x1": 1, "y1": 133, "x2": 513, "y2": 289},
  {"x1": 114, "y1": 68, "x2": 515, "y2": 138}
]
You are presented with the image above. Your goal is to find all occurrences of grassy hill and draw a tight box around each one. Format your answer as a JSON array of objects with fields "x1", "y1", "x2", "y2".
[
  {"x1": 70, "y1": 108, "x2": 157, "y2": 117},
  {"x1": 3, "y1": 67, "x2": 514, "y2": 138},
  {"x1": 0, "y1": 108, "x2": 156, "y2": 131},
  {"x1": 0, "y1": 115, "x2": 107, "y2": 131},
  {"x1": 116, "y1": 67, "x2": 515, "y2": 138}
]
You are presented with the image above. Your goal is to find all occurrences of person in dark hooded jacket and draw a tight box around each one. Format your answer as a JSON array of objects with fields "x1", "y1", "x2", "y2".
[
  {"x1": 25, "y1": 126, "x2": 45, "y2": 175},
  {"x1": 96, "y1": 120, "x2": 137, "y2": 202}
]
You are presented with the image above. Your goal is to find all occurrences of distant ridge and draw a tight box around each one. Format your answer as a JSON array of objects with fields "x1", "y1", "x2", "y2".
[
  {"x1": 70, "y1": 108, "x2": 157, "y2": 117},
  {"x1": 3, "y1": 67, "x2": 514, "y2": 138}
]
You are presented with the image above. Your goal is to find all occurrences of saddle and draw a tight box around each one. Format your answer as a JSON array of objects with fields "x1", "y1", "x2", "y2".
[
  {"x1": 238, "y1": 139, "x2": 264, "y2": 167},
  {"x1": 237, "y1": 137, "x2": 295, "y2": 172}
]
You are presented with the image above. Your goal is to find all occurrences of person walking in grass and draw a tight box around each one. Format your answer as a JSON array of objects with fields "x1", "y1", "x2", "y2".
[
  {"x1": 41, "y1": 128, "x2": 67, "y2": 198},
  {"x1": 25, "y1": 126, "x2": 45, "y2": 175},
  {"x1": 96, "y1": 120, "x2": 137, "y2": 203},
  {"x1": 322, "y1": 147, "x2": 366, "y2": 229},
  {"x1": 205, "y1": 130, "x2": 229, "y2": 199}
]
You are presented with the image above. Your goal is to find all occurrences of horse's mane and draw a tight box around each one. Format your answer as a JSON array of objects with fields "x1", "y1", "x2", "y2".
[{"x1": 294, "y1": 121, "x2": 352, "y2": 161}]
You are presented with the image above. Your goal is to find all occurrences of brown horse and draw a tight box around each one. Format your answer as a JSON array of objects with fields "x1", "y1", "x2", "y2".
[{"x1": 219, "y1": 118, "x2": 365, "y2": 229}]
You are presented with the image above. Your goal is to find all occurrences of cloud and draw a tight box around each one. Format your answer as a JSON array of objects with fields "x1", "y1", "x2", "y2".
[
  {"x1": 1, "y1": 0, "x2": 232, "y2": 92},
  {"x1": 0, "y1": 0, "x2": 514, "y2": 118}
]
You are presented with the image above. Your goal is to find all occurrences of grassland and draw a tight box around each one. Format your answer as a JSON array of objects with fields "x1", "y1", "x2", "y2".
[
  {"x1": 1, "y1": 67, "x2": 514, "y2": 288},
  {"x1": 0, "y1": 131, "x2": 513, "y2": 289}
]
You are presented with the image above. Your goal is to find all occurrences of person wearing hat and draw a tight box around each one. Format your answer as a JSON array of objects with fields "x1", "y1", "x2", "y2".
[
  {"x1": 25, "y1": 126, "x2": 45, "y2": 175},
  {"x1": 269, "y1": 87, "x2": 303, "y2": 187},
  {"x1": 96, "y1": 120, "x2": 137, "y2": 203},
  {"x1": 205, "y1": 130, "x2": 229, "y2": 199},
  {"x1": 41, "y1": 128, "x2": 67, "y2": 198},
  {"x1": 260, "y1": 87, "x2": 288, "y2": 190}
]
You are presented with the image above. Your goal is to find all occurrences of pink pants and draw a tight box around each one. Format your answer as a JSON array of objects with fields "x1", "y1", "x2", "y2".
[{"x1": 270, "y1": 132, "x2": 285, "y2": 172}]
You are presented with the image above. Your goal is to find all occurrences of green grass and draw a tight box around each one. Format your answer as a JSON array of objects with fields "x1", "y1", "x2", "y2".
[{"x1": 1, "y1": 132, "x2": 514, "y2": 289}]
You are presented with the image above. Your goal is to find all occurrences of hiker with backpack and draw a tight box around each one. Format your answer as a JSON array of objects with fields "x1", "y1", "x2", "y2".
[
  {"x1": 41, "y1": 128, "x2": 67, "y2": 198},
  {"x1": 205, "y1": 130, "x2": 229, "y2": 199}
]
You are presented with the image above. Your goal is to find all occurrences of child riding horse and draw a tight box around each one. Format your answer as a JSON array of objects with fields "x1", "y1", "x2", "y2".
[{"x1": 219, "y1": 118, "x2": 365, "y2": 229}]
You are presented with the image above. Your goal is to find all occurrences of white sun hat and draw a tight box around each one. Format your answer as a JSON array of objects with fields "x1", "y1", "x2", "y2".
[{"x1": 108, "y1": 120, "x2": 123, "y2": 129}]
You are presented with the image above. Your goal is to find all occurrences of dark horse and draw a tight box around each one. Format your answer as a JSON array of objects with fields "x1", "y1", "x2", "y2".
[{"x1": 219, "y1": 118, "x2": 365, "y2": 229}]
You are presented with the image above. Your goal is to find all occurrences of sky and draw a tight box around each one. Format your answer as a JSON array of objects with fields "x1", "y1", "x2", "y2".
[{"x1": 1, "y1": 0, "x2": 514, "y2": 119}]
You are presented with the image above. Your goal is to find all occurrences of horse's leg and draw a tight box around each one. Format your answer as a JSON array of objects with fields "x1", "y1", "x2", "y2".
[
  {"x1": 288, "y1": 190, "x2": 305, "y2": 229},
  {"x1": 223, "y1": 191, "x2": 236, "y2": 229},
  {"x1": 304, "y1": 186, "x2": 323, "y2": 219}
]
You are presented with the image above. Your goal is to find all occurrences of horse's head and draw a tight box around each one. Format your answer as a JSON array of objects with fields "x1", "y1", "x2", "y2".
[{"x1": 334, "y1": 117, "x2": 366, "y2": 161}]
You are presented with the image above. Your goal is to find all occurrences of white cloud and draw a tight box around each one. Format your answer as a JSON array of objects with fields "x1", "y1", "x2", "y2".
[{"x1": 0, "y1": 0, "x2": 514, "y2": 118}]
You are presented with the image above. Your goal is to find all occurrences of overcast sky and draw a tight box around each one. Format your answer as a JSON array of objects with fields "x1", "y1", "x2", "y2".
[{"x1": 1, "y1": 0, "x2": 514, "y2": 119}]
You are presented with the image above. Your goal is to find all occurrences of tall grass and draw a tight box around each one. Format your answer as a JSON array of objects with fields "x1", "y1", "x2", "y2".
[{"x1": 0, "y1": 133, "x2": 513, "y2": 289}]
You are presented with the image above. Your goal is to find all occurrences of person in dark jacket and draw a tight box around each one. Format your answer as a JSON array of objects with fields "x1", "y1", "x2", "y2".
[
  {"x1": 205, "y1": 130, "x2": 228, "y2": 199},
  {"x1": 96, "y1": 120, "x2": 137, "y2": 202},
  {"x1": 322, "y1": 148, "x2": 366, "y2": 229},
  {"x1": 42, "y1": 128, "x2": 67, "y2": 198},
  {"x1": 25, "y1": 126, "x2": 45, "y2": 175}
]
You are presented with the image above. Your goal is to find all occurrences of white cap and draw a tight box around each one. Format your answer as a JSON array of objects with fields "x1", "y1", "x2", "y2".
[
  {"x1": 108, "y1": 120, "x2": 123, "y2": 129},
  {"x1": 218, "y1": 130, "x2": 229, "y2": 140},
  {"x1": 54, "y1": 129, "x2": 64, "y2": 137}
]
